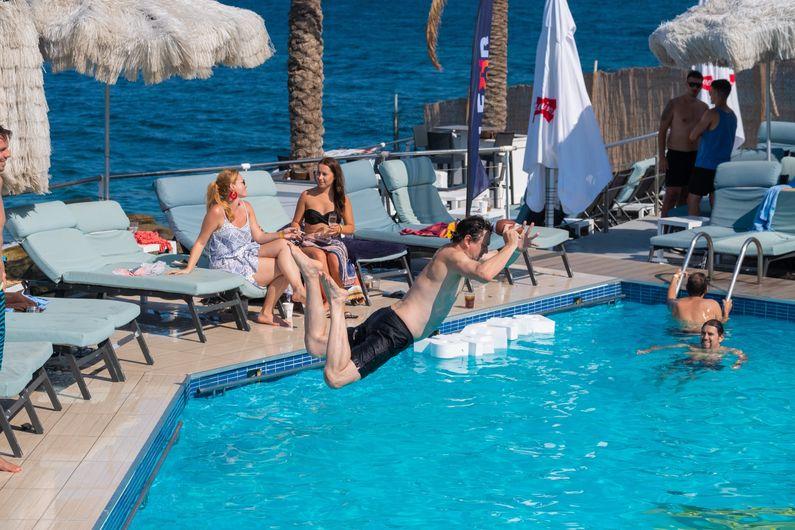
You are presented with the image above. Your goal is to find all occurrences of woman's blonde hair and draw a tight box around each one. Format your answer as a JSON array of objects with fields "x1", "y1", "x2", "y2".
[{"x1": 207, "y1": 169, "x2": 239, "y2": 221}]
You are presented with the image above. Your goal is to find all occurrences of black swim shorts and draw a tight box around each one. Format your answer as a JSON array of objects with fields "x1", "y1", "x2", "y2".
[
  {"x1": 347, "y1": 306, "x2": 414, "y2": 379},
  {"x1": 689, "y1": 166, "x2": 717, "y2": 196},
  {"x1": 665, "y1": 149, "x2": 697, "y2": 187}
]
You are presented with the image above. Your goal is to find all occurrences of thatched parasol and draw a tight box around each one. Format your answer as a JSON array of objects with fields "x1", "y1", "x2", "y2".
[
  {"x1": 30, "y1": 0, "x2": 275, "y2": 197},
  {"x1": 0, "y1": 0, "x2": 50, "y2": 195},
  {"x1": 649, "y1": 0, "x2": 795, "y2": 159}
]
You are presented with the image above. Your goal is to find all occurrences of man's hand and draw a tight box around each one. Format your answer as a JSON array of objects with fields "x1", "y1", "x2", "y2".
[
  {"x1": 722, "y1": 298, "x2": 733, "y2": 315},
  {"x1": 517, "y1": 222, "x2": 539, "y2": 251},
  {"x1": 501, "y1": 223, "x2": 521, "y2": 247},
  {"x1": 637, "y1": 348, "x2": 651, "y2": 355},
  {"x1": 0, "y1": 260, "x2": 5, "y2": 289},
  {"x1": 672, "y1": 269, "x2": 687, "y2": 281}
]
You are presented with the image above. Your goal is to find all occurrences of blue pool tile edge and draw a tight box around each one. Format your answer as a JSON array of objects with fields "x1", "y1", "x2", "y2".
[{"x1": 96, "y1": 279, "x2": 795, "y2": 529}]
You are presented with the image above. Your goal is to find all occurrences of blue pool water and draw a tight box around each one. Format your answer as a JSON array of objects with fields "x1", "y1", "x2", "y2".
[
  {"x1": 10, "y1": 0, "x2": 694, "y2": 217},
  {"x1": 132, "y1": 300, "x2": 795, "y2": 528}
]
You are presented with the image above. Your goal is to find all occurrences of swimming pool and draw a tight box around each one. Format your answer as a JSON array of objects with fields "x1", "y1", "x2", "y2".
[{"x1": 129, "y1": 298, "x2": 794, "y2": 528}]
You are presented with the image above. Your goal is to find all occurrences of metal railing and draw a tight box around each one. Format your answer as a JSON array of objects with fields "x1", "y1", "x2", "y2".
[
  {"x1": 24, "y1": 130, "x2": 658, "y2": 234},
  {"x1": 725, "y1": 237, "x2": 764, "y2": 300},
  {"x1": 675, "y1": 231, "x2": 715, "y2": 292}
]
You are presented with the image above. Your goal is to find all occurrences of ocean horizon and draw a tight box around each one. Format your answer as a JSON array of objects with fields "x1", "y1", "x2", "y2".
[{"x1": 9, "y1": 0, "x2": 693, "y2": 215}]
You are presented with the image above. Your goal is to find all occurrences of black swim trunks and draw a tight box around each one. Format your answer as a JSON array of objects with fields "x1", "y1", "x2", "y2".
[
  {"x1": 347, "y1": 306, "x2": 414, "y2": 378},
  {"x1": 689, "y1": 166, "x2": 717, "y2": 196},
  {"x1": 665, "y1": 149, "x2": 697, "y2": 187}
]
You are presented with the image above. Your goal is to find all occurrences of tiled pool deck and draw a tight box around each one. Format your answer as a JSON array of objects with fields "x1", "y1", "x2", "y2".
[{"x1": 0, "y1": 260, "x2": 792, "y2": 528}]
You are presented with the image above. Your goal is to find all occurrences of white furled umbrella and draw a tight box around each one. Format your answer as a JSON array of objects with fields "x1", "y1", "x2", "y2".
[
  {"x1": 649, "y1": 0, "x2": 795, "y2": 159},
  {"x1": 522, "y1": 0, "x2": 612, "y2": 226},
  {"x1": 0, "y1": 0, "x2": 50, "y2": 195},
  {"x1": 31, "y1": 0, "x2": 275, "y2": 198}
]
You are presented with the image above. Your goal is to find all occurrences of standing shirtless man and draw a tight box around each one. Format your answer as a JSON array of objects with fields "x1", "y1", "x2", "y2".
[
  {"x1": 658, "y1": 70, "x2": 709, "y2": 217},
  {"x1": 290, "y1": 217, "x2": 537, "y2": 389}
]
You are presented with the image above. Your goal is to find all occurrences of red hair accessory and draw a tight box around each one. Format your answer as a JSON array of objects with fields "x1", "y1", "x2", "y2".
[{"x1": 228, "y1": 190, "x2": 238, "y2": 201}]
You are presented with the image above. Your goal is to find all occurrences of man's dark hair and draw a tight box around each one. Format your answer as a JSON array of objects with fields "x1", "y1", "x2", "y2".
[
  {"x1": 687, "y1": 69, "x2": 703, "y2": 80},
  {"x1": 702, "y1": 319, "x2": 724, "y2": 336},
  {"x1": 0, "y1": 125, "x2": 11, "y2": 141},
  {"x1": 711, "y1": 79, "x2": 732, "y2": 98},
  {"x1": 686, "y1": 272, "x2": 709, "y2": 296},
  {"x1": 450, "y1": 215, "x2": 492, "y2": 244}
]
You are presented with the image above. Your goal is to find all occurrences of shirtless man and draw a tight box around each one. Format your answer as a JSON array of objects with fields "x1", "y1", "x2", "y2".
[
  {"x1": 637, "y1": 319, "x2": 746, "y2": 370},
  {"x1": 668, "y1": 270, "x2": 731, "y2": 332},
  {"x1": 290, "y1": 216, "x2": 538, "y2": 389},
  {"x1": 658, "y1": 70, "x2": 709, "y2": 217},
  {"x1": 0, "y1": 127, "x2": 22, "y2": 473}
]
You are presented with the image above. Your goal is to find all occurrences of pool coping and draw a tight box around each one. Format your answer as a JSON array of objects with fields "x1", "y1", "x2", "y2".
[{"x1": 96, "y1": 279, "x2": 795, "y2": 529}]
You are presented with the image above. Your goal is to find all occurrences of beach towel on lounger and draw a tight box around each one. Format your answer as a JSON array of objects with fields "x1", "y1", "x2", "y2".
[
  {"x1": 301, "y1": 235, "x2": 357, "y2": 288},
  {"x1": 400, "y1": 221, "x2": 456, "y2": 238},
  {"x1": 753, "y1": 184, "x2": 793, "y2": 231}
]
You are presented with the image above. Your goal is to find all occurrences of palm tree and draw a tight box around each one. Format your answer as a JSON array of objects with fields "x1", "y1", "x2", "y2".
[
  {"x1": 426, "y1": 0, "x2": 508, "y2": 131},
  {"x1": 288, "y1": 0, "x2": 324, "y2": 177}
]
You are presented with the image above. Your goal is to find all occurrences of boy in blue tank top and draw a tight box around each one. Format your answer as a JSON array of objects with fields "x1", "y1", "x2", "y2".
[{"x1": 687, "y1": 79, "x2": 738, "y2": 216}]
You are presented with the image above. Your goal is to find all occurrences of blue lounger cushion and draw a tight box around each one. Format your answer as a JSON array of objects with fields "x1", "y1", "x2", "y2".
[
  {"x1": 0, "y1": 342, "x2": 52, "y2": 397},
  {"x1": 0, "y1": 342, "x2": 53, "y2": 381},
  {"x1": 712, "y1": 231, "x2": 795, "y2": 256},
  {"x1": 63, "y1": 262, "x2": 244, "y2": 297},
  {"x1": 7, "y1": 313, "x2": 116, "y2": 348},
  {"x1": 40, "y1": 297, "x2": 140, "y2": 328}
]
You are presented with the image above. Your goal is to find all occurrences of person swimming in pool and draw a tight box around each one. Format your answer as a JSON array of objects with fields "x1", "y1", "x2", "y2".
[
  {"x1": 668, "y1": 270, "x2": 732, "y2": 332},
  {"x1": 290, "y1": 216, "x2": 538, "y2": 388},
  {"x1": 637, "y1": 319, "x2": 746, "y2": 370}
]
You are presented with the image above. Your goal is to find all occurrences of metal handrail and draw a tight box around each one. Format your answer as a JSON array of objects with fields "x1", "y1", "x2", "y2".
[
  {"x1": 676, "y1": 231, "x2": 715, "y2": 292},
  {"x1": 604, "y1": 131, "x2": 656, "y2": 149},
  {"x1": 725, "y1": 237, "x2": 764, "y2": 301}
]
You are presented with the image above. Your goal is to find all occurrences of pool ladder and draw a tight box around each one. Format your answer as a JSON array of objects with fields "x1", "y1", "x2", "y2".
[
  {"x1": 675, "y1": 232, "x2": 715, "y2": 293},
  {"x1": 676, "y1": 232, "x2": 764, "y2": 300}
]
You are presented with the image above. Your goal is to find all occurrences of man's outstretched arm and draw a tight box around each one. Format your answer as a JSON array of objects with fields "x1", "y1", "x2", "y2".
[{"x1": 667, "y1": 270, "x2": 685, "y2": 307}]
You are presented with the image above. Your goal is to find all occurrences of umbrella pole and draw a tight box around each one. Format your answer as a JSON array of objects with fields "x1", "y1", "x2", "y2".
[
  {"x1": 766, "y1": 61, "x2": 772, "y2": 162},
  {"x1": 103, "y1": 83, "x2": 110, "y2": 200},
  {"x1": 545, "y1": 167, "x2": 556, "y2": 227}
]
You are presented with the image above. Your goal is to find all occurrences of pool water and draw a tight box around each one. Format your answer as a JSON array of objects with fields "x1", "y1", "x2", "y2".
[{"x1": 132, "y1": 301, "x2": 795, "y2": 528}]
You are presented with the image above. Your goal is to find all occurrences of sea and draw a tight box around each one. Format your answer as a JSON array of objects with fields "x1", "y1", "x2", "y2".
[{"x1": 11, "y1": 0, "x2": 693, "y2": 216}]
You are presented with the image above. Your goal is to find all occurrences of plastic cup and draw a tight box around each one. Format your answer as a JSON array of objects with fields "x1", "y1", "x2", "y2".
[
  {"x1": 283, "y1": 302, "x2": 294, "y2": 322},
  {"x1": 464, "y1": 294, "x2": 476, "y2": 309}
]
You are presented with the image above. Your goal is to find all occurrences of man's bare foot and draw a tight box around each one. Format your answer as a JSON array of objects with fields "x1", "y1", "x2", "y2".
[
  {"x1": 319, "y1": 272, "x2": 348, "y2": 306},
  {"x1": 254, "y1": 313, "x2": 291, "y2": 327},
  {"x1": 289, "y1": 245, "x2": 322, "y2": 278},
  {"x1": 0, "y1": 457, "x2": 21, "y2": 473},
  {"x1": 292, "y1": 289, "x2": 307, "y2": 305}
]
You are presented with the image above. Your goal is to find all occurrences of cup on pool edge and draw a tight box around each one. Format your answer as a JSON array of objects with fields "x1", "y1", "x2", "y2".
[
  {"x1": 464, "y1": 293, "x2": 475, "y2": 309},
  {"x1": 283, "y1": 302, "x2": 294, "y2": 323}
]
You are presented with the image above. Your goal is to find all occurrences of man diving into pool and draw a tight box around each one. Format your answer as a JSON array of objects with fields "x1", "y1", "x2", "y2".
[
  {"x1": 637, "y1": 319, "x2": 747, "y2": 370},
  {"x1": 290, "y1": 216, "x2": 538, "y2": 388}
]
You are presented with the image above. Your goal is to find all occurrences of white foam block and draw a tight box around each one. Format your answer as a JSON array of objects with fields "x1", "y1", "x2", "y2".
[
  {"x1": 513, "y1": 314, "x2": 555, "y2": 335},
  {"x1": 460, "y1": 334, "x2": 495, "y2": 356},
  {"x1": 427, "y1": 336, "x2": 468, "y2": 359},
  {"x1": 485, "y1": 317, "x2": 522, "y2": 340},
  {"x1": 461, "y1": 323, "x2": 508, "y2": 350}
]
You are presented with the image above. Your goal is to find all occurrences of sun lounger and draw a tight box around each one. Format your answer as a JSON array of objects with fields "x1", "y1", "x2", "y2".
[
  {"x1": 615, "y1": 158, "x2": 657, "y2": 220},
  {"x1": 376, "y1": 157, "x2": 573, "y2": 284},
  {"x1": 7, "y1": 310, "x2": 125, "y2": 400},
  {"x1": 757, "y1": 121, "x2": 795, "y2": 157},
  {"x1": 6, "y1": 200, "x2": 249, "y2": 343},
  {"x1": 0, "y1": 341, "x2": 59, "y2": 456},
  {"x1": 649, "y1": 161, "x2": 781, "y2": 259},
  {"x1": 710, "y1": 189, "x2": 795, "y2": 276},
  {"x1": 156, "y1": 169, "x2": 412, "y2": 305}
]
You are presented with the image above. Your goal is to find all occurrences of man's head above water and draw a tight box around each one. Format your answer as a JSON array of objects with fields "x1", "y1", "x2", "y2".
[
  {"x1": 450, "y1": 216, "x2": 493, "y2": 260},
  {"x1": 700, "y1": 319, "x2": 725, "y2": 350},
  {"x1": 686, "y1": 272, "x2": 709, "y2": 297}
]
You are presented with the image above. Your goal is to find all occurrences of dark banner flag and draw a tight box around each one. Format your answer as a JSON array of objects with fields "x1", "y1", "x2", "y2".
[{"x1": 465, "y1": 0, "x2": 494, "y2": 215}]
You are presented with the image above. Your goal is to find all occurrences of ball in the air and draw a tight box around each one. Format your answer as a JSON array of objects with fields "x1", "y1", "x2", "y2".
[{"x1": 495, "y1": 219, "x2": 517, "y2": 235}]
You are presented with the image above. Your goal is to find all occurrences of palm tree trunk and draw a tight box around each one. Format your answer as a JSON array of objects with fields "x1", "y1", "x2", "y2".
[
  {"x1": 288, "y1": 0, "x2": 324, "y2": 177},
  {"x1": 483, "y1": 0, "x2": 507, "y2": 132}
]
